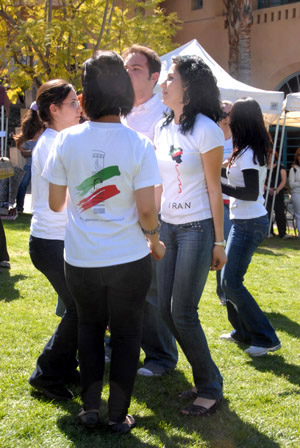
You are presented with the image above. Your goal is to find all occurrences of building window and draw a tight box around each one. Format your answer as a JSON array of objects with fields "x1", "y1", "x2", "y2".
[
  {"x1": 192, "y1": 0, "x2": 203, "y2": 10},
  {"x1": 258, "y1": 0, "x2": 300, "y2": 9}
]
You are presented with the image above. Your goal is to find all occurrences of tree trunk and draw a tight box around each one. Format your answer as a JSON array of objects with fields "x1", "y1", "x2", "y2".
[
  {"x1": 238, "y1": 0, "x2": 252, "y2": 84},
  {"x1": 223, "y1": 0, "x2": 240, "y2": 80}
]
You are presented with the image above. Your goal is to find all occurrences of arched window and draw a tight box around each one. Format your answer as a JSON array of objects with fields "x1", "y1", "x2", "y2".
[
  {"x1": 271, "y1": 72, "x2": 300, "y2": 169},
  {"x1": 276, "y1": 72, "x2": 300, "y2": 96}
]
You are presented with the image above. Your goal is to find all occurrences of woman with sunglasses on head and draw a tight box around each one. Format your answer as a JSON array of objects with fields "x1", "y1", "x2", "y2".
[
  {"x1": 25, "y1": 80, "x2": 81, "y2": 401},
  {"x1": 154, "y1": 55, "x2": 226, "y2": 417},
  {"x1": 45, "y1": 51, "x2": 165, "y2": 434},
  {"x1": 289, "y1": 147, "x2": 300, "y2": 238},
  {"x1": 220, "y1": 97, "x2": 281, "y2": 357}
]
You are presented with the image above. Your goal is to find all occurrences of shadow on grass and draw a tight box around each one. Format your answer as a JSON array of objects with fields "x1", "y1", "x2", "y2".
[
  {"x1": 259, "y1": 237, "x2": 300, "y2": 254},
  {"x1": 266, "y1": 312, "x2": 300, "y2": 340},
  {"x1": 248, "y1": 353, "x2": 300, "y2": 388},
  {"x1": 0, "y1": 270, "x2": 26, "y2": 301},
  {"x1": 54, "y1": 369, "x2": 279, "y2": 447},
  {"x1": 27, "y1": 366, "x2": 282, "y2": 447}
]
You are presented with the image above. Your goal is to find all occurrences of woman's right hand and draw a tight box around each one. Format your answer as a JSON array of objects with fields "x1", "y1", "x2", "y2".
[{"x1": 149, "y1": 240, "x2": 166, "y2": 261}]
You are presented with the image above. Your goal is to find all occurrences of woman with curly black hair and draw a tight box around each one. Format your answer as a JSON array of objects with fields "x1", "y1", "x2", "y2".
[
  {"x1": 220, "y1": 98, "x2": 281, "y2": 357},
  {"x1": 155, "y1": 55, "x2": 226, "y2": 417}
]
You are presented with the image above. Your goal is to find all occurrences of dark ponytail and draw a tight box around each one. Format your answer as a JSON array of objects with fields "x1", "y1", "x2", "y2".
[{"x1": 14, "y1": 108, "x2": 44, "y2": 149}]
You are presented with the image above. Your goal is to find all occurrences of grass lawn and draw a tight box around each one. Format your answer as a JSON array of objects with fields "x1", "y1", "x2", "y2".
[{"x1": 0, "y1": 214, "x2": 300, "y2": 448}]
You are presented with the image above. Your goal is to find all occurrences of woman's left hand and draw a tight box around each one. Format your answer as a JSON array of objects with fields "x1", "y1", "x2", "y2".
[{"x1": 210, "y1": 246, "x2": 227, "y2": 271}]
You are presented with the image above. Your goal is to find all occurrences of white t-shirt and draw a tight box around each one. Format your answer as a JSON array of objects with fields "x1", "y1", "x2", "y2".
[
  {"x1": 222, "y1": 136, "x2": 233, "y2": 202},
  {"x1": 121, "y1": 94, "x2": 166, "y2": 142},
  {"x1": 154, "y1": 113, "x2": 224, "y2": 225},
  {"x1": 226, "y1": 147, "x2": 267, "y2": 220},
  {"x1": 31, "y1": 128, "x2": 67, "y2": 240},
  {"x1": 44, "y1": 121, "x2": 161, "y2": 268}
]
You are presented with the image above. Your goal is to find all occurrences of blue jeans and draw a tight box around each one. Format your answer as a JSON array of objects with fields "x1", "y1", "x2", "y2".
[
  {"x1": 29, "y1": 236, "x2": 78, "y2": 385},
  {"x1": 216, "y1": 203, "x2": 232, "y2": 300},
  {"x1": 221, "y1": 214, "x2": 280, "y2": 348},
  {"x1": 16, "y1": 165, "x2": 31, "y2": 211},
  {"x1": 141, "y1": 258, "x2": 178, "y2": 372},
  {"x1": 157, "y1": 219, "x2": 223, "y2": 400},
  {"x1": 65, "y1": 255, "x2": 151, "y2": 422}
]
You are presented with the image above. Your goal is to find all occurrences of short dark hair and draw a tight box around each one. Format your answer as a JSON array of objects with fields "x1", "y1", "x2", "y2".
[
  {"x1": 230, "y1": 98, "x2": 271, "y2": 166},
  {"x1": 162, "y1": 55, "x2": 222, "y2": 134},
  {"x1": 122, "y1": 44, "x2": 161, "y2": 77},
  {"x1": 82, "y1": 51, "x2": 134, "y2": 120}
]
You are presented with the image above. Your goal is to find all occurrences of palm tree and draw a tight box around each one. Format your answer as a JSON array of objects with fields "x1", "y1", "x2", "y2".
[{"x1": 223, "y1": 0, "x2": 253, "y2": 84}]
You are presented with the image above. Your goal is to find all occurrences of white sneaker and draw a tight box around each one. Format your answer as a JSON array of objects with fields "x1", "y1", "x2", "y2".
[
  {"x1": 220, "y1": 333, "x2": 238, "y2": 343},
  {"x1": 282, "y1": 234, "x2": 292, "y2": 239},
  {"x1": 137, "y1": 366, "x2": 164, "y2": 377},
  {"x1": 137, "y1": 367, "x2": 154, "y2": 377},
  {"x1": 244, "y1": 344, "x2": 281, "y2": 357}
]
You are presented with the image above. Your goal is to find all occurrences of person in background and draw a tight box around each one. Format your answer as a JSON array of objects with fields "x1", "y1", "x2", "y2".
[
  {"x1": 220, "y1": 98, "x2": 281, "y2": 357},
  {"x1": 0, "y1": 218, "x2": 10, "y2": 269},
  {"x1": 265, "y1": 149, "x2": 290, "y2": 239},
  {"x1": 155, "y1": 55, "x2": 226, "y2": 417},
  {"x1": 0, "y1": 85, "x2": 11, "y2": 269},
  {"x1": 27, "y1": 79, "x2": 81, "y2": 401},
  {"x1": 288, "y1": 147, "x2": 300, "y2": 238},
  {"x1": 122, "y1": 44, "x2": 178, "y2": 377},
  {"x1": 14, "y1": 109, "x2": 44, "y2": 213},
  {"x1": 217, "y1": 100, "x2": 233, "y2": 305},
  {"x1": 46, "y1": 51, "x2": 165, "y2": 434}
]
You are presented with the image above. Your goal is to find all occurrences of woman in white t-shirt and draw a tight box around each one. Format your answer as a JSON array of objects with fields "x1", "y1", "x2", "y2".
[
  {"x1": 220, "y1": 98, "x2": 281, "y2": 357},
  {"x1": 46, "y1": 51, "x2": 165, "y2": 434},
  {"x1": 154, "y1": 55, "x2": 226, "y2": 417},
  {"x1": 27, "y1": 80, "x2": 82, "y2": 401}
]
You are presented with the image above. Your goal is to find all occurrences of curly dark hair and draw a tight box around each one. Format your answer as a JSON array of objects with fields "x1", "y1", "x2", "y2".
[
  {"x1": 162, "y1": 55, "x2": 222, "y2": 134},
  {"x1": 82, "y1": 51, "x2": 134, "y2": 120},
  {"x1": 229, "y1": 98, "x2": 271, "y2": 166}
]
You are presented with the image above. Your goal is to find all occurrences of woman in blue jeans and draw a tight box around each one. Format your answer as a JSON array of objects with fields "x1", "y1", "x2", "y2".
[
  {"x1": 155, "y1": 56, "x2": 227, "y2": 417},
  {"x1": 220, "y1": 98, "x2": 281, "y2": 357}
]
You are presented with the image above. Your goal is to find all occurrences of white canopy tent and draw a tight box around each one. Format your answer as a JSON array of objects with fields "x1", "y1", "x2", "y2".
[
  {"x1": 156, "y1": 39, "x2": 284, "y2": 115},
  {"x1": 266, "y1": 92, "x2": 300, "y2": 235}
]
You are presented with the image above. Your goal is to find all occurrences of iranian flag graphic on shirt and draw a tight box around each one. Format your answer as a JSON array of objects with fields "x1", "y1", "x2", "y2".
[{"x1": 76, "y1": 165, "x2": 121, "y2": 212}]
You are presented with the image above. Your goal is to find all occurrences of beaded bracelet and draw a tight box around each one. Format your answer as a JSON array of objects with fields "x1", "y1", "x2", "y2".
[{"x1": 141, "y1": 223, "x2": 161, "y2": 235}]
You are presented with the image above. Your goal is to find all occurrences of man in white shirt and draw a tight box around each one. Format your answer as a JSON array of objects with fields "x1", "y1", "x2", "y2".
[{"x1": 122, "y1": 44, "x2": 178, "y2": 376}]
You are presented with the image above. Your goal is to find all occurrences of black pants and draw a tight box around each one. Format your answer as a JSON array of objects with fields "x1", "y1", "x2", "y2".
[
  {"x1": 0, "y1": 218, "x2": 9, "y2": 262},
  {"x1": 29, "y1": 235, "x2": 78, "y2": 385},
  {"x1": 65, "y1": 255, "x2": 151, "y2": 423},
  {"x1": 266, "y1": 192, "x2": 287, "y2": 238}
]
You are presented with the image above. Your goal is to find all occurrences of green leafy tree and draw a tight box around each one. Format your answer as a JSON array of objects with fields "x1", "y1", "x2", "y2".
[{"x1": 0, "y1": 0, "x2": 180, "y2": 101}]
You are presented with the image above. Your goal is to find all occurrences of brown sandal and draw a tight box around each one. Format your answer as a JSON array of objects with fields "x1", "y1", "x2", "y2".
[
  {"x1": 178, "y1": 389, "x2": 197, "y2": 400},
  {"x1": 108, "y1": 414, "x2": 136, "y2": 434},
  {"x1": 77, "y1": 408, "x2": 100, "y2": 428},
  {"x1": 181, "y1": 399, "x2": 222, "y2": 417}
]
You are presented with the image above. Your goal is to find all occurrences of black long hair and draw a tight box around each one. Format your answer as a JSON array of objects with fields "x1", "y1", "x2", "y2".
[
  {"x1": 82, "y1": 51, "x2": 134, "y2": 120},
  {"x1": 229, "y1": 98, "x2": 271, "y2": 166},
  {"x1": 162, "y1": 55, "x2": 223, "y2": 134}
]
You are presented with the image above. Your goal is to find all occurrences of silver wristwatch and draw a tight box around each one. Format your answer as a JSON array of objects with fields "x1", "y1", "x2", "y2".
[{"x1": 214, "y1": 240, "x2": 226, "y2": 247}]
